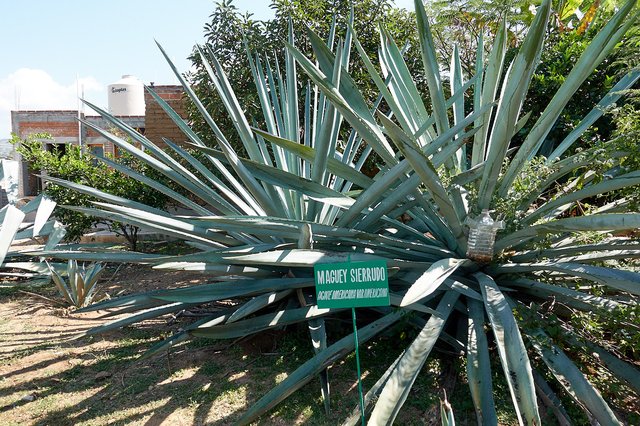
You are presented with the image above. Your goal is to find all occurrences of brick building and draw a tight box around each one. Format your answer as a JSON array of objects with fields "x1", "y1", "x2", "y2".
[
  {"x1": 143, "y1": 85, "x2": 187, "y2": 148},
  {"x1": 11, "y1": 80, "x2": 186, "y2": 197}
]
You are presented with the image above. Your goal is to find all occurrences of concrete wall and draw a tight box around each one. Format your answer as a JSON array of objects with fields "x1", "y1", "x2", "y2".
[{"x1": 12, "y1": 110, "x2": 79, "y2": 141}]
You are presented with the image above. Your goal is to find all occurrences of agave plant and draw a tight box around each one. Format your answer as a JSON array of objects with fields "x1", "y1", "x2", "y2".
[
  {"x1": 39, "y1": 0, "x2": 640, "y2": 423},
  {"x1": 440, "y1": 393, "x2": 455, "y2": 426},
  {"x1": 49, "y1": 260, "x2": 104, "y2": 308},
  {"x1": 0, "y1": 160, "x2": 66, "y2": 286}
]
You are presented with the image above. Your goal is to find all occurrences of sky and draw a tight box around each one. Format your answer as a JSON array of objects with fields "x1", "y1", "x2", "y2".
[{"x1": 0, "y1": 0, "x2": 413, "y2": 140}]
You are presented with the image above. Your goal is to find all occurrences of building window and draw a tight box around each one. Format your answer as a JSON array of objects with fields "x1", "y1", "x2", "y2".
[{"x1": 89, "y1": 144, "x2": 104, "y2": 158}]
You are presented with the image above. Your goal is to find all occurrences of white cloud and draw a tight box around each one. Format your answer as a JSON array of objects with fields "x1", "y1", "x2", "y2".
[{"x1": 0, "y1": 68, "x2": 105, "y2": 139}]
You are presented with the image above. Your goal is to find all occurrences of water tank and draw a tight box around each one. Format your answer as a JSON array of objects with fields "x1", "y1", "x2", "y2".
[{"x1": 107, "y1": 75, "x2": 145, "y2": 116}]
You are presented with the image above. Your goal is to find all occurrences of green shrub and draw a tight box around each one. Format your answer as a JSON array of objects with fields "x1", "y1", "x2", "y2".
[{"x1": 14, "y1": 133, "x2": 169, "y2": 250}]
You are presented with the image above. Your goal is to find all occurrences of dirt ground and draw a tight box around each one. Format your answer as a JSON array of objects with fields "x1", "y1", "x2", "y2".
[
  {"x1": 0, "y1": 265, "x2": 433, "y2": 426},
  {"x1": 0, "y1": 266, "x2": 234, "y2": 425}
]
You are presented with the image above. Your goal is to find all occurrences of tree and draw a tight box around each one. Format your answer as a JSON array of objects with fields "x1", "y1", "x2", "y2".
[
  {"x1": 422, "y1": 0, "x2": 633, "y2": 73},
  {"x1": 422, "y1": 0, "x2": 639, "y2": 158},
  {"x1": 13, "y1": 133, "x2": 169, "y2": 251},
  {"x1": 187, "y1": 0, "x2": 422, "y2": 155},
  {"x1": 424, "y1": 0, "x2": 537, "y2": 74},
  {"x1": 187, "y1": 0, "x2": 271, "y2": 152}
]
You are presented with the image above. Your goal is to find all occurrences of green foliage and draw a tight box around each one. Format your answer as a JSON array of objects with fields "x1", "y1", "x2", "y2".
[
  {"x1": 425, "y1": 0, "x2": 537, "y2": 73},
  {"x1": 572, "y1": 303, "x2": 640, "y2": 358},
  {"x1": 38, "y1": 0, "x2": 640, "y2": 424},
  {"x1": 13, "y1": 133, "x2": 168, "y2": 249},
  {"x1": 571, "y1": 102, "x2": 640, "y2": 211},
  {"x1": 271, "y1": 0, "x2": 423, "y2": 101},
  {"x1": 187, "y1": 0, "x2": 422, "y2": 164},
  {"x1": 186, "y1": 0, "x2": 269, "y2": 153},
  {"x1": 611, "y1": 103, "x2": 640, "y2": 185},
  {"x1": 524, "y1": 29, "x2": 616, "y2": 155},
  {"x1": 14, "y1": 133, "x2": 99, "y2": 241},
  {"x1": 521, "y1": 1, "x2": 640, "y2": 157}
]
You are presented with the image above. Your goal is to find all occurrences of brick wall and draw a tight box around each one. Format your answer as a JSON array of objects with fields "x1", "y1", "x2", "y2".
[
  {"x1": 84, "y1": 115, "x2": 144, "y2": 157},
  {"x1": 11, "y1": 85, "x2": 187, "y2": 197},
  {"x1": 11, "y1": 110, "x2": 145, "y2": 196},
  {"x1": 11, "y1": 111, "x2": 80, "y2": 196},
  {"x1": 12, "y1": 110, "x2": 80, "y2": 141},
  {"x1": 144, "y1": 85, "x2": 187, "y2": 148}
]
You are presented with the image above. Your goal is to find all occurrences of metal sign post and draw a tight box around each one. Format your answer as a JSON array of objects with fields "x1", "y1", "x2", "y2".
[
  {"x1": 314, "y1": 259, "x2": 390, "y2": 425},
  {"x1": 352, "y1": 306, "x2": 366, "y2": 426}
]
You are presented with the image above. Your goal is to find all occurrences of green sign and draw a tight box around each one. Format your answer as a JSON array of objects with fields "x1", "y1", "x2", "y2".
[{"x1": 314, "y1": 260, "x2": 390, "y2": 308}]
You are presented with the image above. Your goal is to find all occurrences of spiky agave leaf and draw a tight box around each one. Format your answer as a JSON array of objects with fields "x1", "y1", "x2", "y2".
[
  {"x1": 38, "y1": 0, "x2": 640, "y2": 423},
  {"x1": 0, "y1": 176, "x2": 64, "y2": 284}
]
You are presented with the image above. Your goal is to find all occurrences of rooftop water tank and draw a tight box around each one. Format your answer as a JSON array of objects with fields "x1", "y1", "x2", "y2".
[{"x1": 107, "y1": 75, "x2": 145, "y2": 116}]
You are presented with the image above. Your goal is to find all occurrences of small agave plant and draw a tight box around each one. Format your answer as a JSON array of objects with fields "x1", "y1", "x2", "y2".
[
  {"x1": 41, "y1": 0, "x2": 640, "y2": 423},
  {"x1": 49, "y1": 260, "x2": 104, "y2": 308}
]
